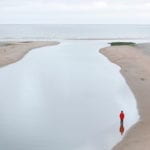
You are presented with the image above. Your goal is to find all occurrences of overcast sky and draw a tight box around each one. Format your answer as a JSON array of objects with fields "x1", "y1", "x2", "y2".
[{"x1": 0, "y1": 0, "x2": 150, "y2": 24}]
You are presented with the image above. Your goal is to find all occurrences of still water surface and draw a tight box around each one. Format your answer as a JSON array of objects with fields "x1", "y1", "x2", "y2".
[{"x1": 0, "y1": 41, "x2": 139, "y2": 150}]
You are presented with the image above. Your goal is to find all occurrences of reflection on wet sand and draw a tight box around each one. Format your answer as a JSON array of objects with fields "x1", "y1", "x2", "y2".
[{"x1": 120, "y1": 122, "x2": 125, "y2": 135}]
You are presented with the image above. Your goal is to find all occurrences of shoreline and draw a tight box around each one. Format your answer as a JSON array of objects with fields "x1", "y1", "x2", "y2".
[
  {"x1": 100, "y1": 43, "x2": 150, "y2": 150},
  {"x1": 66, "y1": 38, "x2": 150, "y2": 40},
  {"x1": 1, "y1": 40, "x2": 150, "y2": 149},
  {"x1": 0, "y1": 41, "x2": 59, "y2": 67}
]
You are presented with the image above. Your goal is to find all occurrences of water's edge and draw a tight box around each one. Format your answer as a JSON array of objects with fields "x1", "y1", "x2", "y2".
[
  {"x1": 99, "y1": 47, "x2": 140, "y2": 150},
  {"x1": 0, "y1": 41, "x2": 139, "y2": 150}
]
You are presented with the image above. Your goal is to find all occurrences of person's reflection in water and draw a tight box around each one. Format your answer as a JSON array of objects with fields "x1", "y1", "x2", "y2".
[
  {"x1": 120, "y1": 122, "x2": 125, "y2": 135},
  {"x1": 119, "y1": 111, "x2": 125, "y2": 135}
]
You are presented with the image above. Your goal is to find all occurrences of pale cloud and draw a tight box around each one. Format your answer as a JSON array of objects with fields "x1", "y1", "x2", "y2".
[{"x1": 0, "y1": 0, "x2": 150, "y2": 24}]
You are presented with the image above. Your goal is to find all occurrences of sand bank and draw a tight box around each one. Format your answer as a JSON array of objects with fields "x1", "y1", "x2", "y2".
[
  {"x1": 100, "y1": 43, "x2": 150, "y2": 150},
  {"x1": 0, "y1": 41, "x2": 59, "y2": 67}
]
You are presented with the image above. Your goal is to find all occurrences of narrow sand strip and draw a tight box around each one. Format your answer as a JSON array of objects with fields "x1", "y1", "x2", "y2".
[
  {"x1": 0, "y1": 41, "x2": 59, "y2": 67},
  {"x1": 100, "y1": 43, "x2": 150, "y2": 150}
]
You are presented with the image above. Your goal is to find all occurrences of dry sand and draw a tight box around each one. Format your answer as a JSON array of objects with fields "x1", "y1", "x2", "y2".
[
  {"x1": 100, "y1": 43, "x2": 150, "y2": 150},
  {"x1": 0, "y1": 41, "x2": 59, "y2": 67}
]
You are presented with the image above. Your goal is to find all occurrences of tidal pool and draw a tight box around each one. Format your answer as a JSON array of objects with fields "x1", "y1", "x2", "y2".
[{"x1": 0, "y1": 40, "x2": 139, "y2": 150}]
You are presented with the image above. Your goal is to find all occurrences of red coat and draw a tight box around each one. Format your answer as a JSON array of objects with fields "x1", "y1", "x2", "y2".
[{"x1": 120, "y1": 112, "x2": 125, "y2": 120}]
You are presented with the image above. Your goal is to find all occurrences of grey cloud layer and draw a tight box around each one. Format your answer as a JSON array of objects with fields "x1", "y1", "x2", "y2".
[
  {"x1": 0, "y1": 0, "x2": 150, "y2": 4},
  {"x1": 0, "y1": 0, "x2": 150, "y2": 23}
]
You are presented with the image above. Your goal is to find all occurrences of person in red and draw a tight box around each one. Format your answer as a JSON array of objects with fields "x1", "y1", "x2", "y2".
[{"x1": 120, "y1": 110, "x2": 125, "y2": 125}]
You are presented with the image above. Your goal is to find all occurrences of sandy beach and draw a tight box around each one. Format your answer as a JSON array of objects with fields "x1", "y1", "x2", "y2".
[
  {"x1": 0, "y1": 41, "x2": 59, "y2": 67},
  {"x1": 100, "y1": 43, "x2": 150, "y2": 150},
  {"x1": 0, "y1": 40, "x2": 148, "y2": 149}
]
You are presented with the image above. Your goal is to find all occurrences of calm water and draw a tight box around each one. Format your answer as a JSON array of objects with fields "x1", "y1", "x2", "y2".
[
  {"x1": 0, "y1": 24, "x2": 150, "y2": 40},
  {"x1": 0, "y1": 40, "x2": 139, "y2": 150}
]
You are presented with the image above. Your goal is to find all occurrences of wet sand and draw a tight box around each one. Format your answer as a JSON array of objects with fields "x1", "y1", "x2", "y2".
[
  {"x1": 100, "y1": 43, "x2": 150, "y2": 150},
  {"x1": 0, "y1": 41, "x2": 59, "y2": 67}
]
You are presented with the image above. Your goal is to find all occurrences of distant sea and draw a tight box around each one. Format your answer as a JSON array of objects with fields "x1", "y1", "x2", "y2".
[{"x1": 0, "y1": 24, "x2": 150, "y2": 40}]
